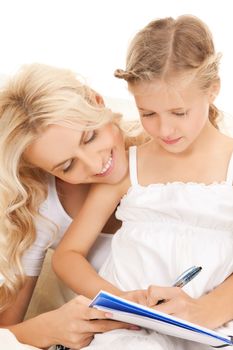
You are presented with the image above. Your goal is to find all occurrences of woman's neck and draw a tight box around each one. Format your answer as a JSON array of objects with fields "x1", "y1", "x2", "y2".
[{"x1": 55, "y1": 178, "x2": 90, "y2": 218}]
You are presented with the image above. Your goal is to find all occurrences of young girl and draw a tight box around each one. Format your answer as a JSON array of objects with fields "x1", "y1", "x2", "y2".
[{"x1": 53, "y1": 15, "x2": 233, "y2": 349}]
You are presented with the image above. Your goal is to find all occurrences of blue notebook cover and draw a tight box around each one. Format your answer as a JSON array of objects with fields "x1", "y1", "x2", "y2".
[{"x1": 90, "y1": 291, "x2": 233, "y2": 347}]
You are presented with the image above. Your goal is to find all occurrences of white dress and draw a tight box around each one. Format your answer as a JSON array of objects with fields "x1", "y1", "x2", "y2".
[{"x1": 83, "y1": 146, "x2": 233, "y2": 350}]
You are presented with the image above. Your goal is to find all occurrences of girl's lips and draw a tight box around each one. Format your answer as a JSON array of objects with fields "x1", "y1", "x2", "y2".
[{"x1": 161, "y1": 137, "x2": 182, "y2": 145}]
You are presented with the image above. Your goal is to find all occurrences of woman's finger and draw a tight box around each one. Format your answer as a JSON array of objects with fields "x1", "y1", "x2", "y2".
[
  {"x1": 88, "y1": 319, "x2": 140, "y2": 333},
  {"x1": 74, "y1": 295, "x2": 92, "y2": 306}
]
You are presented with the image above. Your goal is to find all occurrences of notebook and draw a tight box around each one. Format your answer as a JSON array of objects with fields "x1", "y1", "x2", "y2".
[{"x1": 90, "y1": 290, "x2": 233, "y2": 347}]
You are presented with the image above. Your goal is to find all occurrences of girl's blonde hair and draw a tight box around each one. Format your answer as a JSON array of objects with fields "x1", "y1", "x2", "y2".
[
  {"x1": 115, "y1": 15, "x2": 222, "y2": 128},
  {"x1": 0, "y1": 63, "x2": 143, "y2": 309}
]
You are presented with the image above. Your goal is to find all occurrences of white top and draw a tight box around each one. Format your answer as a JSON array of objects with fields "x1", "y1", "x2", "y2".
[
  {"x1": 88, "y1": 146, "x2": 233, "y2": 350},
  {"x1": 22, "y1": 176, "x2": 112, "y2": 276}
]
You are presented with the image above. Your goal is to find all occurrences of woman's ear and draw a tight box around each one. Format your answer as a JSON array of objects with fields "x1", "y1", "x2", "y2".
[
  {"x1": 208, "y1": 80, "x2": 220, "y2": 103},
  {"x1": 95, "y1": 92, "x2": 105, "y2": 107},
  {"x1": 89, "y1": 88, "x2": 105, "y2": 107}
]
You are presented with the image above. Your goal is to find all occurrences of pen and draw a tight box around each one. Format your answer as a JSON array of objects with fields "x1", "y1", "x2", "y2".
[
  {"x1": 156, "y1": 266, "x2": 202, "y2": 305},
  {"x1": 172, "y1": 266, "x2": 202, "y2": 288}
]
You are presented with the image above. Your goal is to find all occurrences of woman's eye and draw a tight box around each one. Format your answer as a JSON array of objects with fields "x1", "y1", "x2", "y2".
[
  {"x1": 83, "y1": 130, "x2": 97, "y2": 144},
  {"x1": 62, "y1": 159, "x2": 74, "y2": 173}
]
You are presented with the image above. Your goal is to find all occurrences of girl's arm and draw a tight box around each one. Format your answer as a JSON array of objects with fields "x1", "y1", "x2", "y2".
[
  {"x1": 146, "y1": 273, "x2": 233, "y2": 329},
  {"x1": 52, "y1": 180, "x2": 128, "y2": 299},
  {"x1": 197, "y1": 273, "x2": 233, "y2": 328}
]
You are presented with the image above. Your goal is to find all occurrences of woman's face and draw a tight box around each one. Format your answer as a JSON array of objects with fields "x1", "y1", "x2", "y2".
[{"x1": 24, "y1": 122, "x2": 128, "y2": 184}]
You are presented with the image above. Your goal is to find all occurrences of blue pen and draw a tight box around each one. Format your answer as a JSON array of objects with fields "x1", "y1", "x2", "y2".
[
  {"x1": 156, "y1": 266, "x2": 202, "y2": 305},
  {"x1": 173, "y1": 266, "x2": 202, "y2": 288}
]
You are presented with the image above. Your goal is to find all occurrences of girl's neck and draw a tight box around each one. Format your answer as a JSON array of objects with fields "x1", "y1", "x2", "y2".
[{"x1": 138, "y1": 121, "x2": 233, "y2": 185}]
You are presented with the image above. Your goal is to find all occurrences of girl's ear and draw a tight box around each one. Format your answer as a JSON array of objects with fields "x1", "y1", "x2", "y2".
[{"x1": 208, "y1": 80, "x2": 220, "y2": 103}]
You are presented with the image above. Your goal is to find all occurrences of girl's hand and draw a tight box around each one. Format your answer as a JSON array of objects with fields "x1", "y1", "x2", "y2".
[
  {"x1": 46, "y1": 295, "x2": 138, "y2": 349},
  {"x1": 146, "y1": 285, "x2": 213, "y2": 328},
  {"x1": 120, "y1": 289, "x2": 148, "y2": 305}
]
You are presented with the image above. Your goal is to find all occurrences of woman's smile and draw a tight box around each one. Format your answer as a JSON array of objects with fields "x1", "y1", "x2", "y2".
[{"x1": 96, "y1": 151, "x2": 114, "y2": 176}]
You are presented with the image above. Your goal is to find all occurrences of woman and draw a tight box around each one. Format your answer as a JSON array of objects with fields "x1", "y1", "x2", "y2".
[
  {"x1": 0, "y1": 63, "x2": 232, "y2": 349},
  {"x1": 0, "y1": 63, "x2": 141, "y2": 349}
]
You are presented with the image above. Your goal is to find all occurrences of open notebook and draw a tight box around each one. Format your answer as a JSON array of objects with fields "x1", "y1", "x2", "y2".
[{"x1": 90, "y1": 291, "x2": 233, "y2": 348}]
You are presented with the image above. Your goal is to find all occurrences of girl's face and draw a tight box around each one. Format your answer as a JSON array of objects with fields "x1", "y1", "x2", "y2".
[
  {"x1": 24, "y1": 122, "x2": 128, "y2": 184},
  {"x1": 131, "y1": 79, "x2": 217, "y2": 154}
]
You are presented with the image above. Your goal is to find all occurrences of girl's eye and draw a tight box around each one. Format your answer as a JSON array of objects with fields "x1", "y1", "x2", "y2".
[
  {"x1": 83, "y1": 130, "x2": 97, "y2": 144},
  {"x1": 173, "y1": 111, "x2": 187, "y2": 117},
  {"x1": 62, "y1": 159, "x2": 74, "y2": 173},
  {"x1": 142, "y1": 112, "x2": 156, "y2": 118}
]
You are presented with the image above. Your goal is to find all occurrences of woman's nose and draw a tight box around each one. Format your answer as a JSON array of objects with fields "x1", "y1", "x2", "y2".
[{"x1": 77, "y1": 149, "x2": 102, "y2": 174}]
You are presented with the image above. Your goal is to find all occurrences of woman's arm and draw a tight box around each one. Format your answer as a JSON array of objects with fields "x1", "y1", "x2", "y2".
[
  {"x1": 52, "y1": 180, "x2": 128, "y2": 299},
  {"x1": 0, "y1": 277, "x2": 38, "y2": 325},
  {"x1": 8, "y1": 295, "x2": 135, "y2": 349},
  {"x1": 146, "y1": 274, "x2": 233, "y2": 329}
]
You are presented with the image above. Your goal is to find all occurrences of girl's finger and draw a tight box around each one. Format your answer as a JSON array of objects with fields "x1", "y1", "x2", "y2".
[{"x1": 146, "y1": 285, "x2": 182, "y2": 306}]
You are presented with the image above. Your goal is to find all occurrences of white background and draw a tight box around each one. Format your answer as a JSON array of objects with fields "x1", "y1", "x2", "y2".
[{"x1": 0, "y1": 0, "x2": 232, "y2": 119}]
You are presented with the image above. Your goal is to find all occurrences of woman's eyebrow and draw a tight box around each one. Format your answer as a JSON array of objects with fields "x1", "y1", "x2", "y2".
[{"x1": 50, "y1": 131, "x2": 85, "y2": 171}]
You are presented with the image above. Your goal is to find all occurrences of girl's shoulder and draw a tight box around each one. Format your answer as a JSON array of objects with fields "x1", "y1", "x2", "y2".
[
  {"x1": 218, "y1": 125, "x2": 233, "y2": 142},
  {"x1": 218, "y1": 132, "x2": 233, "y2": 157},
  {"x1": 135, "y1": 140, "x2": 157, "y2": 162},
  {"x1": 134, "y1": 139, "x2": 154, "y2": 151}
]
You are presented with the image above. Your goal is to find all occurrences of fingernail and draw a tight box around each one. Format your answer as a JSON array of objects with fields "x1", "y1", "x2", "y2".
[
  {"x1": 129, "y1": 325, "x2": 141, "y2": 330},
  {"x1": 0, "y1": 274, "x2": 5, "y2": 287},
  {"x1": 105, "y1": 312, "x2": 113, "y2": 318}
]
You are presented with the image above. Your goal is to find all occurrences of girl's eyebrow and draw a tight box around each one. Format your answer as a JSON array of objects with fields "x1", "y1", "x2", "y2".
[
  {"x1": 50, "y1": 131, "x2": 85, "y2": 171},
  {"x1": 138, "y1": 107, "x2": 185, "y2": 112},
  {"x1": 138, "y1": 107, "x2": 155, "y2": 112},
  {"x1": 138, "y1": 107, "x2": 151, "y2": 111}
]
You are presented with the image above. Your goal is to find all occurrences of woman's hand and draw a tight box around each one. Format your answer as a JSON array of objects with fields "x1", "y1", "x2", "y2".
[
  {"x1": 46, "y1": 295, "x2": 139, "y2": 349},
  {"x1": 11, "y1": 295, "x2": 138, "y2": 350},
  {"x1": 146, "y1": 285, "x2": 215, "y2": 329}
]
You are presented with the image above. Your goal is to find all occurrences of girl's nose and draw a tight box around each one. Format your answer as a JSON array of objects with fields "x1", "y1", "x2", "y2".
[{"x1": 159, "y1": 118, "x2": 176, "y2": 139}]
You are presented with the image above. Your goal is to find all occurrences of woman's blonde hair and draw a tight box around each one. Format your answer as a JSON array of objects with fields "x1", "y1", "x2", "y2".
[
  {"x1": 115, "y1": 15, "x2": 222, "y2": 128},
  {"x1": 0, "y1": 63, "x2": 138, "y2": 309}
]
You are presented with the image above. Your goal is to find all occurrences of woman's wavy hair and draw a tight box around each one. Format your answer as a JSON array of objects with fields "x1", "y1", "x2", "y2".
[
  {"x1": 115, "y1": 15, "x2": 222, "y2": 128},
  {"x1": 0, "y1": 63, "x2": 146, "y2": 310}
]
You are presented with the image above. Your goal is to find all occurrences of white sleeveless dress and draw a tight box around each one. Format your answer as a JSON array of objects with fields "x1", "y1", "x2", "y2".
[{"x1": 83, "y1": 146, "x2": 233, "y2": 350}]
